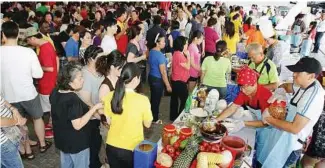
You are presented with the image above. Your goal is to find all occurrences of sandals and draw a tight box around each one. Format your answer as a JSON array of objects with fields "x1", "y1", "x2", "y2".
[
  {"x1": 39, "y1": 140, "x2": 52, "y2": 153},
  {"x1": 25, "y1": 152, "x2": 35, "y2": 160},
  {"x1": 19, "y1": 151, "x2": 35, "y2": 160}
]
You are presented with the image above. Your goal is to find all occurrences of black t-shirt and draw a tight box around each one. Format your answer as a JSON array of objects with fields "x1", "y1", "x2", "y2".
[
  {"x1": 54, "y1": 31, "x2": 70, "y2": 57},
  {"x1": 50, "y1": 89, "x2": 91, "y2": 154}
]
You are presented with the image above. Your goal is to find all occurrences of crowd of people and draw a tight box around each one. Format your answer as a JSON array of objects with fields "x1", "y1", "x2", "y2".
[{"x1": 1, "y1": 1, "x2": 325, "y2": 168}]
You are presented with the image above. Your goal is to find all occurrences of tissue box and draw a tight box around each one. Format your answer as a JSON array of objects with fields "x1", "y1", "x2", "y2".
[{"x1": 134, "y1": 140, "x2": 157, "y2": 168}]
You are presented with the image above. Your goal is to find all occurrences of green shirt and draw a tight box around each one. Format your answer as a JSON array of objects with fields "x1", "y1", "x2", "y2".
[
  {"x1": 202, "y1": 57, "x2": 231, "y2": 87},
  {"x1": 36, "y1": 6, "x2": 48, "y2": 15},
  {"x1": 248, "y1": 58, "x2": 279, "y2": 85}
]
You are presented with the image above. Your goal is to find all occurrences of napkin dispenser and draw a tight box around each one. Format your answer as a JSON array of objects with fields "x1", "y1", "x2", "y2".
[{"x1": 134, "y1": 140, "x2": 157, "y2": 168}]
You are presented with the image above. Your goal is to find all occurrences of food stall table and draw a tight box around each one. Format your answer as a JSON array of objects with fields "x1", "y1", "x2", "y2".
[{"x1": 157, "y1": 110, "x2": 256, "y2": 167}]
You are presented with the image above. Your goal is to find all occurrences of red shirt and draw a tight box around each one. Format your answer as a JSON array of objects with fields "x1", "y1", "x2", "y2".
[
  {"x1": 243, "y1": 24, "x2": 250, "y2": 33},
  {"x1": 80, "y1": 9, "x2": 88, "y2": 20},
  {"x1": 204, "y1": 27, "x2": 219, "y2": 53},
  {"x1": 171, "y1": 51, "x2": 190, "y2": 82},
  {"x1": 116, "y1": 19, "x2": 128, "y2": 54},
  {"x1": 38, "y1": 42, "x2": 58, "y2": 95},
  {"x1": 233, "y1": 84, "x2": 272, "y2": 112}
]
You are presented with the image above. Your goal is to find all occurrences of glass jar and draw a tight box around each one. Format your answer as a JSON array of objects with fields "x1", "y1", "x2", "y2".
[
  {"x1": 162, "y1": 124, "x2": 176, "y2": 147},
  {"x1": 269, "y1": 101, "x2": 287, "y2": 120},
  {"x1": 180, "y1": 127, "x2": 192, "y2": 139}
]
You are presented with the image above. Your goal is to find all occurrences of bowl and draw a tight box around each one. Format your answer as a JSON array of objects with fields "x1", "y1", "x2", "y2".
[
  {"x1": 221, "y1": 136, "x2": 246, "y2": 159},
  {"x1": 199, "y1": 120, "x2": 227, "y2": 141}
]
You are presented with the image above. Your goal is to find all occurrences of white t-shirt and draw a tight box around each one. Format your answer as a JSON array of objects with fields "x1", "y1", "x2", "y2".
[
  {"x1": 292, "y1": 81, "x2": 325, "y2": 150},
  {"x1": 1, "y1": 46, "x2": 43, "y2": 103},
  {"x1": 101, "y1": 35, "x2": 117, "y2": 54}
]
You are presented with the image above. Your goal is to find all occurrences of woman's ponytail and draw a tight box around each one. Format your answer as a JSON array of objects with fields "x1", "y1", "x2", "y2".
[{"x1": 111, "y1": 77, "x2": 126, "y2": 114}]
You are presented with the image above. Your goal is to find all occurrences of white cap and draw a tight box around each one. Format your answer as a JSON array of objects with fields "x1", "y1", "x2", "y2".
[{"x1": 258, "y1": 19, "x2": 275, "y2": 39}]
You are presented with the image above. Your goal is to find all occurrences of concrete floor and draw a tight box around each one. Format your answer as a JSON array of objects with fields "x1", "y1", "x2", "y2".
[{"x1": 23, "y1": 95, "x2": 172, "y2": 168}]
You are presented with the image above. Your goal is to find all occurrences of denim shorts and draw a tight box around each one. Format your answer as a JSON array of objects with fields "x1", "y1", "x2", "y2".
[
  {"x1": 1, "y1": 139, "x2": 24, "y2": 168},
  {"x1": 60, "y1": 148, "x2": 90, "y2": 168}
]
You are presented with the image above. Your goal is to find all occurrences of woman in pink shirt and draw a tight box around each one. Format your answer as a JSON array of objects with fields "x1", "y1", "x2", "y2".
[
  {"x1": 188, "y1": 30, "x2": 204, "y2": 93},
  {"x1": 204, "y1": 17, "x2": 219, "y2": 60},
  {"x1": 170, "y1": 36, "x2": 190, "y2": 121}
]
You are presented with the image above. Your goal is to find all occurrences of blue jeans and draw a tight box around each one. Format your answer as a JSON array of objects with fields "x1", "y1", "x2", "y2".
[
  {"x1": 283, "y1": 150, "x2": 302, "y2": 168},
  {"x1": 60, "y1": 148, "x2": 90, "y2": 168},
  {"x1": 1, "y1": 139, "x2": 24, "y2": 168},
  {"x1": 148, "y1": 75, "x2": 165, "y2": 122}
]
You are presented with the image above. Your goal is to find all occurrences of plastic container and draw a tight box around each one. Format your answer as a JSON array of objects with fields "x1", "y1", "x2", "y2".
[
  {"x1": 134, "y1": 140, "x2": 157, "y2": 168},
  {"x1": 162, "y1": 125, "x2": 177, "y2": 147}
]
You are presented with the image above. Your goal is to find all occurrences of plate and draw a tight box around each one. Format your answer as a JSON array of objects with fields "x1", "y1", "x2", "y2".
[{"x1": 190, "y1": 108, "x2": 208, "y2": 117}]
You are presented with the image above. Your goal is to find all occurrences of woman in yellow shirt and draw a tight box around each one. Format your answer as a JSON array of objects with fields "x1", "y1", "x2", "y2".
[
  {"x1": 222, "y1": 21, "x2": 240, "y2": 54},
  {"x1": 102, "y1": 63, "x2": 153, "y2": 168}
]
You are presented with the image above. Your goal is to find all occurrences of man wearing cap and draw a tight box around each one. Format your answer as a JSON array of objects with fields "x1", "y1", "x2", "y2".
[
  {"x1": 216, "y1": 66, "x2": 273, "y2": 167},
  {"x1": 26, "y1": 27, "x2": 59, "y2": 139},
  {"x1": 257, "y1": 57, "x2": 325, "y2": 168},
  {"x1": 246, "y1": 43, "x2": 279, "y2": 91}
]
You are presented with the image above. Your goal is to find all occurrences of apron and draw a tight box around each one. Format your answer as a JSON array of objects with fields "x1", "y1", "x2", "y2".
[
  {"x1": 258, "y1": 82, "x2": 316, "y2": 168},
  {"x1": 246, "y1": 105, "x2": 272, "y2": 168},
  {"x1": 291, "y1": 24, "x2": 302, "y2": 47}
]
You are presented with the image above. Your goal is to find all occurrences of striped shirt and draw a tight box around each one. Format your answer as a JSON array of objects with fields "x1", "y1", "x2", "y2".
[{"x1": 0, "y1": 95, "x2": 13, "y2": 144}]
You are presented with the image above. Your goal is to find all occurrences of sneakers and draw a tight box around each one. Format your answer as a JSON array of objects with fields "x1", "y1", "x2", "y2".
[
  {"x1": 45, "y1": 130, "x2": 54, "y2": 139},
  {"x1": 45, "y1": 124, "x2": 52, "y2": 131}
]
